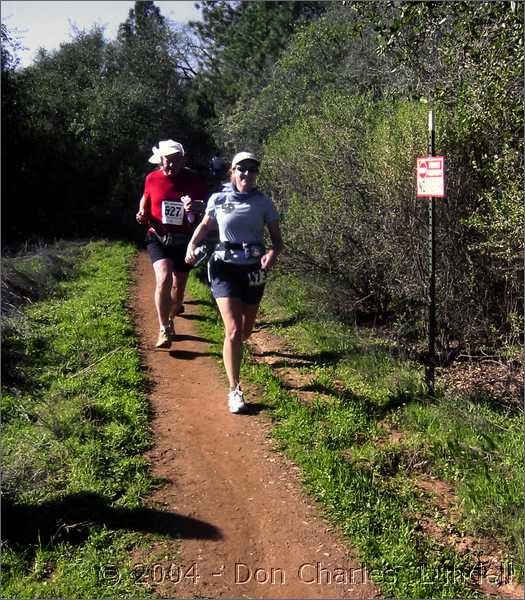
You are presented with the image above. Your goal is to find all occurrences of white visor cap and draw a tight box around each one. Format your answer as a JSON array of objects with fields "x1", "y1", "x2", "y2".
[
  {"x1": 148, "y1": 139, "x2": 185, "y2": 164},
  {"x1": 231, "y1": 152, "x2": 259, "y2": 168}
]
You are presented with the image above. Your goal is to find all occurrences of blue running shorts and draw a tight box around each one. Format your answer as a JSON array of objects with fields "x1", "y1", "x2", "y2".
[{"x1": 208, "y1": 255, "x2": 267, "y2": 305}]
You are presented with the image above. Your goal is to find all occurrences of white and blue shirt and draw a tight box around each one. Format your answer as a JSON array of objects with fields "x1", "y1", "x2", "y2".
[{"x1": 206, "y1": 187, "x2": 279, "y2": 264}]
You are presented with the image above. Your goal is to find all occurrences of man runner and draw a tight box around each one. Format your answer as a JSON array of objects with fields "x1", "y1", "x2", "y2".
[{"x1": 136, "y1": 139, "x2": 208, "y2": 348}]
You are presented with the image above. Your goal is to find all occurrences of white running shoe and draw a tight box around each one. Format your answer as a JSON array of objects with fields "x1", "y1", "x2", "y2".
[
  {"x1": 228, "y1": 386, "x2": 247, "y2": 414},
  {"x1": 155, "y1": 327, "x2": 171, "y2": 349}
]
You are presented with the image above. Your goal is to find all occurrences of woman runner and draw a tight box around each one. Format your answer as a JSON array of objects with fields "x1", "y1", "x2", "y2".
[{"x1": 185, "y1": 152, "x2": 284, "y2": 413}]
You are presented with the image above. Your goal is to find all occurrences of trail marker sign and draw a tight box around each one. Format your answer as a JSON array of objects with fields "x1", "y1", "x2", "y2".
[{"x1": 416, "y1": 156, "x2": 445, "y2": 198}]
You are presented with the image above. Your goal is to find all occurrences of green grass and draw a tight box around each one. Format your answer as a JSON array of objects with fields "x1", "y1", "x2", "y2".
[
  {"x1": 1, "y1": 240, "x2": 159, "y2": 599},
  {"x1": 394, "y1": 399, "x2": 524, "y2": 558},
  {"x1": 187, "y1": 269, "x2": 523, "y2": 598}
]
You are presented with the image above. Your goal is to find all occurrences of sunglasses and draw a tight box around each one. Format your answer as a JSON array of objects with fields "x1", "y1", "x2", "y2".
[{"x1": 235, "y1": 164, "x2": 259, "y2": 174}]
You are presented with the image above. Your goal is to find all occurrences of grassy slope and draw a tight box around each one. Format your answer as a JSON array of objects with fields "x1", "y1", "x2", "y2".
[
  {"x1": 2, "y1": 242, "x2": 520, "y2": 599},
  {"x1": 187, "y1": 269, "x2": 523, "y2": 599},
  {"x1": 2, "y1": 241, "x2": 158, "y2": 599}
]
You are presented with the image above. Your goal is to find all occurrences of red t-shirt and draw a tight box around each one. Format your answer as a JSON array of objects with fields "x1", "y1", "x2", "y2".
[{"x1": 143, "y1": 168, "x2": 209, "y2": 235}]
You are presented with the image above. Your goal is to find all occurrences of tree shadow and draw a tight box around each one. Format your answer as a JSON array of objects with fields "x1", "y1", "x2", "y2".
[
  {"x1": 285, "y1": 382, "x2": 330, "y2": 394},
  {"x1": 250, "y1": 349, "x2": 344, "y2": 369},
  {"x1": 182, "y1": 314, "x2": 216, "y2": 323},
  {"x1": 251, "y1": 350, "x2": 307, "y2": 360},
  {"x1": 175, "y1": 333, "x2": 215, "y2": 344},
  {"x1": 2, "y1": 492, "x2": 222, "y2": 552},
  {"x1": 375, "y1": 389, "x2": 421, "y2": 418},
  {"x1": 269, "y1": 360, "x2": 319, "y2": 369},
  {"x1": 283, "y1": 380, "x2": 423, "y2": 421},
  {"x1": 183, "y1": 299, "x2": 215, "y2": 308},
  {"x1": 255, "y1": 315, "x2": 304, "y2": 330},
  {"x1": 169, "y1": 349, "x2": 221, "y2": 360}
]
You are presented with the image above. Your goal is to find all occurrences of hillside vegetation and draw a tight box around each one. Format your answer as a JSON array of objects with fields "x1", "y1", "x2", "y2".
[
  {"x1": 1, "y1": 1, "x2": 523, "y2": 596},
  {"x1": 1, "y1": 241, "x2": 157, "y2": 598},
  {"x1": 2, "y1": 0, "x2": 522, "y2": 361}
]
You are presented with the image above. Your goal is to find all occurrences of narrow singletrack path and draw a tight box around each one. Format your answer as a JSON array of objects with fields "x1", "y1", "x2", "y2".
[{"x1": 132, "y1": 251, "x2": 379, "y2": 598}]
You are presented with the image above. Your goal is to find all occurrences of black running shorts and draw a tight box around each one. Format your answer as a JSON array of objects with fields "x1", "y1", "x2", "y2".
[{"x1": 146, "y1": 232, "x2": 193, "y2": 273}]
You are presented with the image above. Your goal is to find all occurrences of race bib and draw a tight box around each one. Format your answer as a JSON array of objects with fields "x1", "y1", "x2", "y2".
[
  {"x1": 248, "y1": 269, "x2": 267, "y2": 287},
  {"x1": 161, "y1": 201, "x2": 184, "y2": 225}
]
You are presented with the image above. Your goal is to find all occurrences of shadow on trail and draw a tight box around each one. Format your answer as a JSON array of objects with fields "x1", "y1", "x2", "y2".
[
  {"x1": 184, "y1": 299, "x2": 215, "y2": 308},
  {"x1": 182, "y1": 313, "x2": 216, "y2": 323},
  {"x1": 175, "y1": 333, "x2": 215, "y2": 344},
  {"x1": 169, "y1": 349, "x2": 221, "y2": 360},
  {"x1": 250, "y1": 349, "x2": 343, "y2": 369},
  {"x1": 2, "y1": 492, "x2": 222, "y2": 553},
  {"x1": 243, "y1": 401, "x2": 272, "y2": 415}
]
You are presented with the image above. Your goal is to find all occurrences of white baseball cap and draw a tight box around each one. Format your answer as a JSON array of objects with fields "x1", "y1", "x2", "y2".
[
  {"x1": 148, "y1": 139, "x2": 185, "y2": 164},
  {"x1": 231, "y1": 151, "x2": 259, "y2": 168}
]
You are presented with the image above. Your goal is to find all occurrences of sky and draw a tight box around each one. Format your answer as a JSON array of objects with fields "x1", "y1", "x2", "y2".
[{"x1": 1, "y1": 1, "x2": 202, "y2": 67}]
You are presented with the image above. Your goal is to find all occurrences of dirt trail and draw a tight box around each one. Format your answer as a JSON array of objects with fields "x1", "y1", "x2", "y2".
[{"x1": 131, "y1": 251, "x2": 379, "y2": 599}]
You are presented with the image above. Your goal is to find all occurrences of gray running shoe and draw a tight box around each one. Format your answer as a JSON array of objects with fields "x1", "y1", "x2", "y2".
[{"x1": 166, "y1": 319, "x2": 176, "y2": 341}]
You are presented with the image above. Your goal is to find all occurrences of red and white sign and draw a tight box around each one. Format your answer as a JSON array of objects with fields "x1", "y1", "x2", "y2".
[{"x1": 416, "y1": 156, "x2": 445, "y2": 198}]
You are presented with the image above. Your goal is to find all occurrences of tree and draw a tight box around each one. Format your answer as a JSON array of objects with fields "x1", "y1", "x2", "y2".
[
  {"x1": 218, "y1": 4, "x2": 388, "y2": 153},
  {"x1": 2, "y1": 2, "x2": 213, "y2": 243},
  {"x1": 188, "y1": 0, "x2": 327, "y2": 136},
  {"x1": 1, "y1": 26, "x2": 23, "y2": 239}
]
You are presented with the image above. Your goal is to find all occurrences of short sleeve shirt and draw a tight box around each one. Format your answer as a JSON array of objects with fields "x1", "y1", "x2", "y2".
[
  {"x1": 143, "y1": 168, "x2": 208, "y2": 235},
  {"x1": 206, "y1": 188, "x2": 279, "y2": 264}
]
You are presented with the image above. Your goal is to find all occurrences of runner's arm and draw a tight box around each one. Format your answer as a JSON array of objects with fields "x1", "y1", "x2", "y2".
[
  {"x1": 185, "y1": 214, "x2": 214, "y2": 264},
  {"x1": 261, "y1": 220, "x2": 284, "y2": 271},
  {"x1": 136, "y1": 194, "x2": 148, "y2": 224}
]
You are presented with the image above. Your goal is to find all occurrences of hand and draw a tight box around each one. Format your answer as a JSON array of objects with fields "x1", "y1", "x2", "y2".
[
  {"x1": 185, "y1": 245, "x2": 197, "y2": 265},
  {"x1": 261, "y1": 250, "x2": 276, "y2": 271},
  {"x1": 181, "y1": 195, "x2": 195, "y2": 213},
  {"x1": 136, "y1": 208, "x2": 147, "y2": 224}
]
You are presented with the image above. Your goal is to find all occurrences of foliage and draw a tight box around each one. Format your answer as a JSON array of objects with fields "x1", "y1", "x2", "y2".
[
  {"x1": 261, "y1": 91, "x2": 429, "y2": 327},
  {"x1": 1, "y1": 240, "x2": 157, "y2": 597},
  {"x1": 349, "y1": 0, "x2": 524, "y2": 349},
  {"x1": 1, "y1": 3, "x2": 212, "y2": 245},
  {"x1": 1, "y1": 25, "x2": 31, "y2": 241},
  {"x1": 188, "y1": 0, "x2": 327, "y2": 146},
  {"x1": 188, "y1": 271, "x2": 523, "y2": 596},
  {"x1": 1, "y1": 23, "x2": 23, "y2": 71},
  {"x1": 219, "y1": 6, "x2": 387, "y2": 153}
]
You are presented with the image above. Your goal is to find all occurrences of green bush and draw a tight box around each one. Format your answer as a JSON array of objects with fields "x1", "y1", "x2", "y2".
[{"x1": 262, "y1": 92, "x2": 428, "y2": 326}]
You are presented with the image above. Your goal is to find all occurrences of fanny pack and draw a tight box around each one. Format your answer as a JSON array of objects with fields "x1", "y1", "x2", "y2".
[
  {"x1": 153, "y1": 231, "x2": 190, "y2": 247},
  {"x1": 215, "y1": 241, "x2": 264, "y2": 259}
]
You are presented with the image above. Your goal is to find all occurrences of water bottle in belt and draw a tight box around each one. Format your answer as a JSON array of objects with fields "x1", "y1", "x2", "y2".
[{"x1": 193, "y1": 245, "x2": 208, "y2": 266}]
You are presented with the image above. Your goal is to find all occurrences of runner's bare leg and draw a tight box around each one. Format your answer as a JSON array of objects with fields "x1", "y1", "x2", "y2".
[
  {"x1": 241, "y1": 303, "x2": 260, "y2": 341},
  {"x1": 152, "y1": 258, "x2": 173, "y2": 328},
  {"x1": 215, "y1": 297, "x2": 244, "y2": 389},
  {"x1": 170, "y1": 271, "x2": 189, "y2": 318}
]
